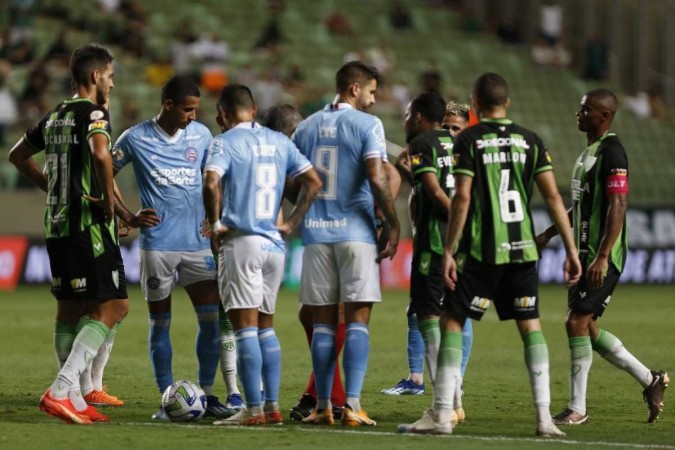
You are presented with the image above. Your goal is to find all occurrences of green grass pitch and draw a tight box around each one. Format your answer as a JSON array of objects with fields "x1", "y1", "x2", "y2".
[{"x1": 0, "y1": 285, "x2": 673, "y2": 449}]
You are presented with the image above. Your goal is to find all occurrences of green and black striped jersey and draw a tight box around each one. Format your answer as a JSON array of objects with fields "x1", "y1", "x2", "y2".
[
  {"x1": 571, "y1": 133, "x2": 628, "y2": 271},
  {"x1": 24, "y1": 98, "x2": 113, "y2": 239},
  {"x1": 452, "y1": 118, "x2": 553, "y2": 265},
  {"x1": 409, "y1": 128, "x2": 454, "y2": 255}
]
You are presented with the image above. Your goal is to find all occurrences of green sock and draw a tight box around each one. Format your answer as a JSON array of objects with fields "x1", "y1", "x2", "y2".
[
  {"x1": 54, "y1": 321, "x2": 77, "y2": 369},
  {"x1": 593, "y1": 329, "x2": 651, "y2": 386},
  {"x1": 522, "y1": 330, "x2": 551, "y2": 423},
  {"x1": 419, "y1": 318, "x2": 440, "y2": 385},
  {"x1": 435, "y1": 330, "x2": 462, "y2": 423}
]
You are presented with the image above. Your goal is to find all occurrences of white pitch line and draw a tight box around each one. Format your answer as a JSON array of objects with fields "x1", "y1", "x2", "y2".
[{"x1": 121, "y1": 422, "x2": 675, "y2": 449}]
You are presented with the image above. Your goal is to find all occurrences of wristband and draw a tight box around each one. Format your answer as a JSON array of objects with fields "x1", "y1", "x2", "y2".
[{"x1": 209, "y1": 220, "x2": 223, "y2": 233}]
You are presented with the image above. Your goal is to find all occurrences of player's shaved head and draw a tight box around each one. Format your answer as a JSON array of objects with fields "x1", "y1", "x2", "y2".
[
  {"x1": 585, "y1": 88, "x2": 618, "y2": 116},
  {"x1": 161, "y1": 76, "x2": 200, "y2": 104},
  {"x1": 473, "y1": 72, "x2": 509, "y2": 110},
  {"x1": 70, "y1": 44, "x2": 114, "y2": 86},
  {"x1": 217, "y1": 84, "x2": 255, "y2": 112},
  {"x1": 263, "y1": 104, "x2": 303, "y2": 138},
  {"x1": 336, "y1": 61, "x2": 380, "y2": 94}
]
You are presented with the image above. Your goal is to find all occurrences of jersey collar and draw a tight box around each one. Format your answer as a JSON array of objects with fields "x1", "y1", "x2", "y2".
[
  {"x1": 324, "y1": 102, "x2": 353, "y2": 111},
  {"x1": 151, "y1": 116, "x2": 185, "y2": 144},
  {"x1": 233, "y1": 122, "x2": 260, "y2": 129},
  {"x1": 481, "y1": 118, "x2": 513, "y2": 125}
]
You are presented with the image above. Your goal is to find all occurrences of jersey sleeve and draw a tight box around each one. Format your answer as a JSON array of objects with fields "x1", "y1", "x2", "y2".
[
  {"x1": 362, "y1": 116, "x2": 386, "y2": 161},
  {"x1": 204, "y1": 136, "x2": 229, "y2": 176},
  {"x1": 410, "y1": 138, "x2": 436, "y2": 179},
  {"x1": 452, "y1": 131, "x2": 475, "y2": 177},
  {"x1": 286, "y1": 139, "x2": 312, "y2": 179},
  {"x1": 533, "y1": 135, "x2": 554, "y2": 174},
  {"x1": 23, "y1": 112, "x2": 50, "y2": 153},
  {"x1": 85, "y1": 106, "x2": 112, "y2": 143},
  {"x1": 601, "y1": 140, "x2": 629, "y2": 195},
  {"x1": 111, "y1": 128, "x2": 133, "y2": 171}
]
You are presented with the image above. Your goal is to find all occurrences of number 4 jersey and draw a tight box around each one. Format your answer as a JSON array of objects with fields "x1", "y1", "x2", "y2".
[
  {"x1": 23, "y1": 98, "x2": 113, "y2": 239},
  {"x1": 452, "y1": 118, "x2": 554, "y2": 264}
]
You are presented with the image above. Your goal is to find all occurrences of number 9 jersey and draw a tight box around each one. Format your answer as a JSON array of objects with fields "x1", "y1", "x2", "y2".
[{"x1": 452, "y1": 118, "x2": 554, "y2": 265}]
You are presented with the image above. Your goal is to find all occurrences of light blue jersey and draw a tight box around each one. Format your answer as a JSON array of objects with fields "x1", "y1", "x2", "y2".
[
  {"x1": 293, "y1": 103, "x2": 387, "y2": 245},
  {"x1": 204, "y1": 122, "x2": 312, "y2": 250},
  {"x1": 112, "y1": 118, "x2": 212, "y2": 251}
]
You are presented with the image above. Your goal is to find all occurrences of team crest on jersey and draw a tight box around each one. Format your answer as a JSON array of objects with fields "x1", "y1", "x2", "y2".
[
  {"x1": 90, "y1": 110, "x2": 105, "y2": 121},
  {"x1": 184, "y1": 147, "x2": 198, "y2": 162},
  {"x1": 147, "y1": 276, "x2": 160, "y2": 290},
  {"x1": 112, "y1": 146, "x2": 125, "y2": 161},
  {"x1": 411, "y1": 155, "x2": 422, "y2": 166}
]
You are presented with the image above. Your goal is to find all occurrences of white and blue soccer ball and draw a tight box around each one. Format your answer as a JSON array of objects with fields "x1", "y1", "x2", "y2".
[{"x1": 161, "y1": 380, "x2": 207, "y2": 422}]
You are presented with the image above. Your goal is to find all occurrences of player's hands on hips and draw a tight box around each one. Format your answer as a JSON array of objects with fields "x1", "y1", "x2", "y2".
[
  {"x1": 210, "y1": 224, "x2": 231, "y2": 253},
  {"x1": 586, "y1": 255, "x2": 608, "y2": 289},
  {"x1": 276, "y1": 222, "x2": 293, "y2": 237},
  {"x1": 563, "y1": 252, "x2": 582, "y2": 287},
  {"x1": 84, "y1": 194, "x2": 114, "y2": 223},
  {"x1": 376, "y1": 222, "x2": 399, "y2": 263},
  {"x1": 128, "y1": 208, "x2": 160, "y2": 228},
  {"x1": 443, "y1": 249, "x2": 458, "y2": 291}
]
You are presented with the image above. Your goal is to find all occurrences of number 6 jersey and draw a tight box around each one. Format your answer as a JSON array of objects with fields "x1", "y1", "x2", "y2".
[{"x1": 452, "y1": 118, "x2": 554, "y2": 264}]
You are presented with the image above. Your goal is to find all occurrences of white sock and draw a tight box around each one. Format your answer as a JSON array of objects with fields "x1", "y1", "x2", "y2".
[
  {"x1": 220, "y1": 333, "x2": 240, "y2": 395},
  {"x1": 593, "y1": 329, "x2": 652, "y2": 387},
  {"x1": 523, "y1": 331, "x2": 552, "y2": 423},
  {"x1": 90, "y1": 322, "x2": 119, "y2": 391},
  {"x1": 568, "y1": 336, "x2": 593, "y2": 415}
]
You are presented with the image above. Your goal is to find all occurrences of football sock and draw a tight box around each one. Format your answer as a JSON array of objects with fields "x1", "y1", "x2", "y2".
[
  {"x1": 76, "y1": 317, "x2": 94, "y2": 396},
  {"x1": 592, "y1": 329, "x2": 652, "y2": 387},
  {"x1": 194, "y1": 304, "x2": 219, "y2": 390},
  {"x1": 435, "y1": 331, "x2": 462, "y2": 423},
  {"x1": 523, "y1": 330, "x2": 552, "y2": 423},
  {"x1": 51, "y1": 319, "x2": 109, "y2": 400},
  {"x1": 91, "y1": 321, "x2": 121, "y2": 391},
  {"x1": 568, "y1": 336, "x2": 592, "y2": 415},
  {"x1": 53, "y1": 321, "x2": 77, "y2": 369},
  {"x1": 218, "y1": 311, "x2": 239, "y2": 395},
  {"x1": 461, "y1": 318, "x2": 474, "y2": 377},
  {"x1": 419, "y1": 318, "x2": 440, "y2": 385},
  {"x1": 343, "y1": 322, "x2": 370, "y2": 409},
  {"x1": 311, "y1": 323, "x2": 336, "y2": 410},
  {"x1": 258, "y1": 328, "x2": 281, "y2": 403},
  {"x1": 407, "y1": 314, "x2": 425, "y2": 382},
  {"x1": 332, "y1": 322, "x2": 346, "y2": 406},
  {"x1": 148, "y1": 311, "x2": 173, "y2": 393},
  {"x1": 303, "y1": 322, "x2": 316, "y2": 397},
  {"x1": 236, "y1": 327, "x2": 263, "y2": 408}
]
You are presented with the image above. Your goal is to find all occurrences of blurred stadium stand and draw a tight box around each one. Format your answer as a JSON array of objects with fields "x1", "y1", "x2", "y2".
[{"x1": 1, "y1": 0, "x2": 675, "y2": 237}]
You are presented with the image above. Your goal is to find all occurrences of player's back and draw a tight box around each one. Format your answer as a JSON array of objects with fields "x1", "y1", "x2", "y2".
[
  {"x1": 207, "y1": 123, "x2": 310, "y2": 249},
  {"x1": 453, "y1": 118, "x2": 553, "y2": 264},
  {"x1": 113, "y1": 119, "x2": 212, "y2": 251},
  {"x1": 293, "y1": 104, "x2": 386, "y2": 245}
]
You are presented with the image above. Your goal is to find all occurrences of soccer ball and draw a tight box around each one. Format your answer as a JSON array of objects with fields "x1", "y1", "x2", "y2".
[{"x1": 161, "y1": 380, "x2": 207, "y2": 422}]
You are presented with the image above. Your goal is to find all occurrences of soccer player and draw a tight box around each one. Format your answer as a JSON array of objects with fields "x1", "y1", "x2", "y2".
[
  {"x1": 8, "y1": 44, "x2": 133, "y2": 424},
  {"x1": 111, "y1": 75, "x2": 234, "y2": 420},
  {"x1": 293, "y1": 61, "x2": 401, "y2": 426},
  {"x1": 204, "y1": 85, "x2": 321, "y2": 426},
  {"x1": 399, "y1": 72, "x2": 581, "y2": 436},
  {"x1": 261, "y1": 104, "x2": 349, "y2": 422},
  {"x1": 384, "y1": 101, "x2": 474, "y2": 398},
  {"x1": 537, "y1": 89, "x2": 669, "y2": 425}
]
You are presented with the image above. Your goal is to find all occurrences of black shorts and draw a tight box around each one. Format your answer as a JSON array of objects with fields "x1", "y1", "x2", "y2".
[
  {"x1": 46, "y1": 224, "x2": 127, "y2": 301},
  {"x1": 568, "y1": 263, "x2": 621, "y2": 319},
  {"x1": 408, "y1": 252, "x2": 444, "y2": 317},
  {"x1": 443, "y1": 256, "x2": 540, "y2": 322}
]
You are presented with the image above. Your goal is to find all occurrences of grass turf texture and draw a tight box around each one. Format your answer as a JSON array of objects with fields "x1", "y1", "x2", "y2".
[{"x1": 0, "y1": 285, "x2": 673, "y2": 449}]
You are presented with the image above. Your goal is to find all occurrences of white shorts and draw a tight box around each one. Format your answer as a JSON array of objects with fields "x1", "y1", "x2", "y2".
[
  {"x1": 300, "y1": 242, "x2": 382, "y2": 306},
  {"x1": 218, "y1": 235, "x2": 285, "y2": 314},
  {"x1": 140, "y1": 249, "x2": 217, "y2": 302}
]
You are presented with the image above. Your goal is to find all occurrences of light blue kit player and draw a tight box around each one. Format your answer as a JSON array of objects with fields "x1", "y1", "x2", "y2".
[
  {"x1": 203, "y1": 84, "x2": 321, "y2": 426},
  {"x1": 293, "y1": 61, "x2": 401, "y2": 427},
  {"x1": 112, "y1": 76, "x2": 238, "y2": 420}
]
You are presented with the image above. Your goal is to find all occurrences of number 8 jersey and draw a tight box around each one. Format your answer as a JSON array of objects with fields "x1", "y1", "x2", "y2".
[
  {"x1": 452, "y1": 118, "x2": 554, "y2": 264},
  {"x1": 292, "y1": 103, "x2": 387, "y2": 245},
  {"x1": 204, "y1": 122, "x2": 312, "y2": 250}
]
